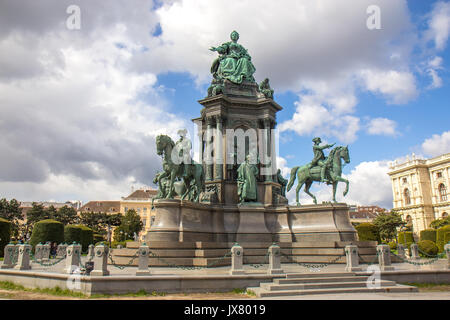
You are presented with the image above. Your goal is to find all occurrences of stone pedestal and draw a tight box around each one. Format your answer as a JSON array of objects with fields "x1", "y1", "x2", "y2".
[
  {"x1": 397, "y1": 244, "x2": 406, "y2": 259},
  {"x1": 267, "y1": 244, "x2": 284, "y2": 275},
  {"x1": 230, "y1": 244, "x2": 245, "y2": 275},
  {"x1": 35, "y1": 243, "x2": 43, "y2": 262},
  {"x1": 87, "y1": 244, "x2": 95, "y2": 262},
  {"x1": 91, "y1": 244, "x2": 110, "y2": 276},
  {"x1": 444, "y1": 244, "x2": 450, "y2": 270},
  {"x1": 377, "y1": 245, "x2": 394, "y2": 271},
  {"x1": 14, "y1": 244, "x2": 32, "y2": 271},
  {"x1": 236, "y1": 203, "x2": 272, "y2": 242},
  {"x1": 64, "y1": 243, "x2": 82, "y2": 274},
  {"x1": 136, "y1": 244, "x2": 151, "y2": 276},
  {"x1": 1, "y1": 244, "x2": 17, "y2": 269},
  {"x1": 345, "y1": 245, "x2": 362, "y2": 272},
  {"x1": 56, "y1": 243, "x2": 67, "y2": 259},
  {"x1": 42, "y1": 243, "x2": 50, "y2": 261},
  {"x1": 410, "y1": 244, "x2": 420, "y2": 260}
]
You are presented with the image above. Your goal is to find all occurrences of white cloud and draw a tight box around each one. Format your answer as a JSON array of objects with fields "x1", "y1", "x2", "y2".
[
  {"x1": 422, "y1": 131, "x2": 450, "y2": 157},
  {"x1": 426, "y1": 1, "x2": 450, "y2": 51},
  {"x1": 366, "y1": 118, "x2": 398, "y2": 136},
  {"x1": 359, "y1": 69, "x2": 418, "y2": 104}
]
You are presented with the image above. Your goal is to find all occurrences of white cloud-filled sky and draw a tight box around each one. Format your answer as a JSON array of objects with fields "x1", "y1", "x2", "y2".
[{"x1": 0, "y1": 0, "x2": 449, "y2": 208}]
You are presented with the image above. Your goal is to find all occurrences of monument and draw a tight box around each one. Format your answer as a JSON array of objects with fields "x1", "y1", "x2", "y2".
[{"x1": 113, "y1": 31, "x2": 376, "y2": 267}]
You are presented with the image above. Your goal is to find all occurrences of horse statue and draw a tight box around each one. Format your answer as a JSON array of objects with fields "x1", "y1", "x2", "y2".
[
  {"x1": 286, "y1": 146, "x2": 350, "y2": 205},
  {"x1": 154, "y1": 134, "x2": 205, "y2": 202}
]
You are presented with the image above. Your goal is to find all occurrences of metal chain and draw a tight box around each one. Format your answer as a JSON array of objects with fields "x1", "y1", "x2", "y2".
[
  {"x1": 148, "y1": 250, "x2": 232, "y2": 271},
  {"x1": 248, "y1": 250, "x2": 270, "y2": 269},
  {"x1": 108, "y1": 251, "x2": 140, "y2": 270},
  {"x1": 30, "y1": 251, "x2": 66, "y2": 267},
  {"x1": 389, "y1": 250, "x2": 443, "y2": 266},
  {"x1": 281, "y1": 252, "x2": 345, "y2": 269}
]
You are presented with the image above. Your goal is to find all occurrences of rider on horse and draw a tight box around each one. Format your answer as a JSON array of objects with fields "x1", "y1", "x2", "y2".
[
  {"x1": 308, "y1": 137, "x2": 335, "y2": 184},
  {"x1": 174, "y1": 129, "x2": 192, "y2": 178}
]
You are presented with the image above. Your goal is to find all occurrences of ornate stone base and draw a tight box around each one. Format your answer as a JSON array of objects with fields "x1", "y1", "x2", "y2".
[{"x1": 146, "y1": 200, "x2": 357, "y2": 243}]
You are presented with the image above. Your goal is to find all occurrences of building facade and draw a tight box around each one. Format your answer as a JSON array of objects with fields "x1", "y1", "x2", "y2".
[
  {"x1": 348, "y1": 205, "x2": 386, "y2": 224},
  {"x1": 120, "y1": 187, "x2": 158, "y2": 239},
  {"x1": 388, "y1": 153, "x2": 450, "y2": 236}
]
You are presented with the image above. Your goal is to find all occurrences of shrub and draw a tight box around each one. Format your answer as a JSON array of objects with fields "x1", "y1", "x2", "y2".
[
  {"x1": 388, "y1": 241, "x2": 397, "y2": 250},
  {"x1": 93, "y1": 233, "x2": 105, "y2": 244},
  {"x1": 77, "y1": 225, "x2": 94, "y2": 252},
  {"x1": 398, "y1": 231, "x2": 414, "y2": 247},
  {"x1": 436, "y1": 225, "x2": 450, "y2": 252},
  {"x1": 417, "y1": 240, "x2": 439, "y2": 257},
  {"x1": 0, "y1": 218, "x2": 11, "y2": 257},
  {"x1": 355, "y1": 223, "x2": 380, "y2": 242},
  {"x1": 420, "y1": 229, "x2": 437, "y2": 243},
  {"x1": 30, "y1": 219, "x2": 64, "y2": 248},
  {"x1": 64, "y1": 225, "x2": 83, "y2": 245}
]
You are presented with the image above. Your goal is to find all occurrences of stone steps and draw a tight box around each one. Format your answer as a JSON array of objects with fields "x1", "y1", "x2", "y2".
[{"x1": 248, "y1": 272, "x2": 418, "y2": 297}]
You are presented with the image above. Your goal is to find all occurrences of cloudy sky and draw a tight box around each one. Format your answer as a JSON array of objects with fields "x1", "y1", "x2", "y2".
[{"x1": 0, "y1": 0, "x2": 449, "y2": 208}]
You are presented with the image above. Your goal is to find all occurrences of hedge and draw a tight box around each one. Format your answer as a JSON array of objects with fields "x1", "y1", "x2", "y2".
[
  {"x1": 417, "y1": 240, "x2": 438, "y2": 257},
  {"x1": 419, "y1": 229, "x2": 437, "y2": 243},
  {"x1": 436, "y1": 225, "x2": 450, "y2": 252},
  {"x1": 93, "y1": 233, "x2": 105, "y2": 244},
  {"x1": 355, "y1": 223, "x2": 380, "y2": 242},
  {"x1": 30, "y1": 219, "x2": 64, "y2": 248},
  {"x1": 78, "y1": 225, "x2": 94, "y2": 252},
  {"x1": 0, "y1": 218, "x2": 11, "y2": 257},
  {"x1": 398, "y1": 231, "x2": 415, "y2": 252},
  {"x1": 64, "y1": 225, "x2": 83, "y2": 245}
]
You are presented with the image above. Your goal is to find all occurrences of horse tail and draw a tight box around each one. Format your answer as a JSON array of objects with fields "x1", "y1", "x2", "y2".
[{"x1": 287, "y1": 166, "x2": 300, "y2": 192}]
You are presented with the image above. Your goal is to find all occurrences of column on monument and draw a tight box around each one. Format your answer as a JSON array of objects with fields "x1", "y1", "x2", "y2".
[
  {"x1": 214, "y1": 115, "x2": 223, "y2": 180},
  {"x1": 263, "y1": 118, "x2": 272, "y2": 182},
  {"x1": 205, "y1": 117, "x2": 214, "y2": 181}
]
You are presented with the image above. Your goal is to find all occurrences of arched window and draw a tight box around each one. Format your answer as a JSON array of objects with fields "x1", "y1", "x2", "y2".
[
  {"x1": 439, "y1": 184, "x2": 447, "y2": 202},
  {"x1": 404, "y1": 188, "x2": 411, "y2": 205},
  {"x1": 443, "y1": 212, "x2": 448, "y2": 218}
]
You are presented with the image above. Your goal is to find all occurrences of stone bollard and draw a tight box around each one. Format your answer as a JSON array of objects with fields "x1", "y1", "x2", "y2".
[
  {"x1": 1, "y1": 244, "x2": 17, "y2": 269},
  {"x1": 64, "y1": 243, "x2": 82, "y2": 274},
  {"x1": 41, "y1": 242, "x2": 50, "y2": 261},
  {"x1": 87, "y1": 244, "x2": 95, "y2": 262},
  {"x1": 267, "y1": 243, "x2": 284, "y2": 275},
  {"x1": 14, "y1": 244, "x2": 32, "y2": 270},
  {"x1": 136, "y1": 243, "x2": 151, "y2": 276},
  {"x1": 444, "y1": 243, "x2": 450, "y2": 270},
  {"x1": 91, "y1": 243, "x2": 110, "y2": 276},
  {"x1": 397, "y1": 244, "x2": 406, "y2": 259},
  {"x1": 56, "y1": 243, "x2": 67, "y2": 259},
  {"x1": 35, "y1": 243, "x2": 43, "y2": 262},
  {"x1": 345, "y1": 245, "x2": 362, "y2": 272},
  {"x1": 377, "y1": 244, "x2": 394, "y2": 271},
  {"x1": 410, "y1": 244, "x2": 420, "y2": 260},
  {"x1": 230, "y1": 243, "x2": 245, "y2": 275}
]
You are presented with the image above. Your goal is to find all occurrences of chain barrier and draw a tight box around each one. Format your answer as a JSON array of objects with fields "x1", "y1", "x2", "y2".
[
  {"x1": 147, "y1": 250, "x2": 232, "y2": 270},
  {"x1": 247, "y1": 251, "x2": 270, "y2": 269},
  {"x1": 108, "y1": 251, "x2": 140, "y2": 270},
  {"x1": 281, "y1": 252, "x2": 345, "y2": 269},
  {"x1": 358, "y1": 251, "x2": 379, "y2": 266},
  {"x1": 389, "y1": 251, "x2": 445, "y2": 266},
  {"x1": 30, "y1": 251, "x2": 66, "y2": 267}
]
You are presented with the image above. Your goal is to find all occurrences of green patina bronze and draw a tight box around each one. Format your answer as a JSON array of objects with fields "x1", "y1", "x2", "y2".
[
  {"x1": 210, "y1": 30, "x2": 256, "y2": 85},
  {"x1": 287, "y1": 138, "x2": 350, "y2": 205},
  {"x1": 259, "y1": 78, "x2": 274, "y2": 99},
  {"x1": 237, "y1": 155, "x2": 259, "y2": 204},
  {"x1": 154, "y1": 134, "x2": 204, "y2": 202}
]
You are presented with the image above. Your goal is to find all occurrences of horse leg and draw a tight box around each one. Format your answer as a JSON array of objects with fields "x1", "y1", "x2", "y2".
[
  {"x1": 295, "y1": 181, "x2": 304, "y2": 206},
  {"x1": 304, "y1": 180, "x2": 317, "y2": 204},
  {"x1": 334, "y1": 176, "x2": 349, "y2": 197},
  {"x1": 332, "y1": 181, "x2": 338, "y2": 203},
  {"x1": 167, "y1": 171, "x2": 177, "y2": 199}
]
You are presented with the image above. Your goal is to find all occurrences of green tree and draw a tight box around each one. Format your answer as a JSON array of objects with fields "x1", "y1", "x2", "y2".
[
  {"x1": 372, "y1": 210, "x2": 406, "y2": 243},
  {"x1": 53, "y1": 205, "x2": 78, "y2": 225},
  {"x1": 113, "y1": 209, "x2": 143, "y2": 242},
  {"x1": 0, "y1": 198, "x2": 24, "y2": 238},
  {"x1": 79, "y1": 211, "x2": 122, "y2": 235},
  {"x1": 430, "y1": 216, "x2": 450, "y2": 229},
  {"x1": 27, "y1": 202, "x2": 51, "y2": 224}
]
